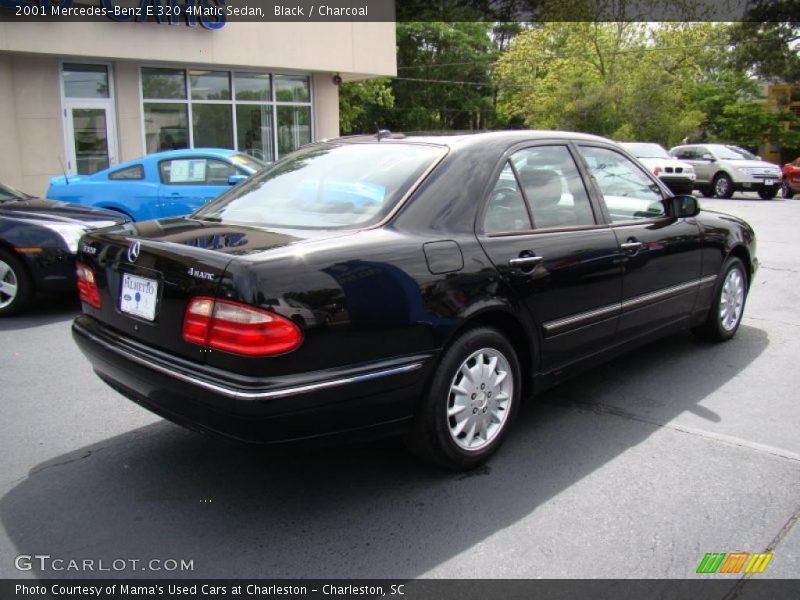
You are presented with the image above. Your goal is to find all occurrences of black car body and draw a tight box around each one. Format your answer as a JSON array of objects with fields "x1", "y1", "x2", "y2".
[
  {"x1": 0, "y1": 182, "x2": 127, "y2": 316},
  {"x1": 72, "y1": 131, "x2": 757, "y2": 469}
]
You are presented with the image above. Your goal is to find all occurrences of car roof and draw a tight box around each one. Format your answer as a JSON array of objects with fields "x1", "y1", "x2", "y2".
[
  {"x1": 141, "y1": 148, "x2": 240, "y2": 161},
  {"x1": 330, "y1": 130, "x2": 613, "y2": 149}
]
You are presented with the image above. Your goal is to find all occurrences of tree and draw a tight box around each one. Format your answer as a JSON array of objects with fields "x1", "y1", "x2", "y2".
[
  {"x1": 338, "y1": 79, "x2": 395, "y2": 135},
  {"x1": 494, "y1": 21, "x2": 797, "y2": 149},
  {"x1": 728, "y1": 1, "x2": 800, "y2": 83},
  {"x1": 494, "y1": 22, "x2": 716, "y2": 145}
]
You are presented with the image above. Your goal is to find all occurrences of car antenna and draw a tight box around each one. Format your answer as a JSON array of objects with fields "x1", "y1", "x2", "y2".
[
  {"x1": 58, "y1": 155, "x2": 70, "y2": 185},
  {"x1": 375, "y1": 124, "x2": 391, "y2": 141}
]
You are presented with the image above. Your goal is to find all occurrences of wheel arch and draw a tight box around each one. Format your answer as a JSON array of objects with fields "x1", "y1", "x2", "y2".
[
  {"x1": 727, "y1": 244, "x2": 752, "y2": 286},
  {"x1": 98, "y1": 205, "x2": 135, "y2": 221},
  {"x1": 439, "y1": 306, "x2": 536, "y2": 393}
]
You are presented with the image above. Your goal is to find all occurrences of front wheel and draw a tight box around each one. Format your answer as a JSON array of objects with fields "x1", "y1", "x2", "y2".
[
  {"x1": 782, "y1": 181, "x2": 795, "y2": 199},
  {"x1": 405, "y1": 327, "x2": 521, "y2": 470},
  {"x1": 692, "y1": 256, "x2": 748, "y2": 342},
  {"x1": 758, "y1": 187, "x2": 778, "y2": 200},
  {"x1": 0, "y1": 249, "x2": 33, "y2": 317},
  {"x1": 713, "y1": 173, "x2": 734, "y2": 199}
]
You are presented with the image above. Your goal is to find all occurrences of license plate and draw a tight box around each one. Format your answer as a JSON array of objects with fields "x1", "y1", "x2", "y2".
[
  {"x1": 120, "y1": 273, "x2": 158, "y2": 321},
  {"x1": 764, "y1": 179, "x2": 775, "y2": 186}
]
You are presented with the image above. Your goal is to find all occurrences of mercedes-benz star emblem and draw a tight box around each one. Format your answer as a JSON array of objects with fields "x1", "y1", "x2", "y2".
[{"x1": 127, "y1": 240, "x2": 141, "y2": 263}]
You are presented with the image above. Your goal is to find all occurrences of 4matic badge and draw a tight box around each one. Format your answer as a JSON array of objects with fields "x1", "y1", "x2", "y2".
[{"x1": 188, "y1": 267, "x2": 215, "y2": 281}]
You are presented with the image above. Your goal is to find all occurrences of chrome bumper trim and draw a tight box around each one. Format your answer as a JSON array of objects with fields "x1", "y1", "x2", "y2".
[{"x1": 75, "y1": 322, "x2": 424, "y2": 401}]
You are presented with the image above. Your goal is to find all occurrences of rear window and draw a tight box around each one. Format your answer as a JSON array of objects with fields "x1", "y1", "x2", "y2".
[
  {"x1": 229, "y1": 153, "x2": 265, "y2": 172},
  {"x1": 193, "y1": 142, "x2": 446, "y2": 229}
]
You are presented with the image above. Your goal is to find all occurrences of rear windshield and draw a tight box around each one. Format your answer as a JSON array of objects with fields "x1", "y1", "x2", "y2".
[
  {"x1": 230, "y1": 153, "x2": 265, "y2": 172},
  {"x1": 193, "y1": 142, "x2": 445, "y2": 229}
]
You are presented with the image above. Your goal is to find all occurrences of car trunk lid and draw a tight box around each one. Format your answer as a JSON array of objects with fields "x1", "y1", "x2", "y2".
[{"x1": 76, "y1": 218, "x2": 307, "y2": 363}]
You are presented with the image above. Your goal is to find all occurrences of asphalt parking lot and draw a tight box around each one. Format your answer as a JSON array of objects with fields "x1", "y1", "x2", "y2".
[{"x1": 1, "y1": 193, "x2": 799, "y2": 581}]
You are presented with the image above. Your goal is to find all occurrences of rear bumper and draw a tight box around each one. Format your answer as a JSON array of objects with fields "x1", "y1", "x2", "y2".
[{"x1": 72, "y1": 315, "x2": 434, "y2": 444}]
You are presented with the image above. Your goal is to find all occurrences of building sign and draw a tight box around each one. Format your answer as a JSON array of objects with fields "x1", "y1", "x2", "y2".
[{"x1": 0, "y1": 0, "x2": 227, "y2": 29}]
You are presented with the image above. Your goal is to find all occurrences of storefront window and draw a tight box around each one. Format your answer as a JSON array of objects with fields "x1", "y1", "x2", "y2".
[
  {"x1": 192, "y1": 103, "x2": 233, "y2": 148},
  {"x1": 236, "y1": 105, "x2": 274, "y2": 163},
  {"x1": 141, "y1": 68, "x2": 310, "y2": 161},
  {"x1": 63, "y1": 63, "x2": 109, "y2": 99},
  {"x1": 235, "y1": 72, "x2": 271, "y2": 101},
  {"x1": 275, "y1": 75, "x2": 310, "y2": 102},
  {"x1": 277, "y1": 106, "x2": 311, "y2": 156},
  {"x1": 142, "y1": 68, "x2": 186, "y2": 100},
  {"x1": 190, "y1": 70, "x2": 231, "y2": 101},
  {"x1": 144, "y1": 103, "x2": 189, "y2": 153}
]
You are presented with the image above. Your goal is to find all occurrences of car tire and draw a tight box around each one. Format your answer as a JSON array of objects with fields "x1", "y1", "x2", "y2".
[
  {"x1": 758, "y1": 187, "x2": 778, "y2": 200},
  {"x1": 713, "y1": 173, "x2": 734, "y2": 199},
  {"x1": 782, "y1": 181, "x2": 795, "y2": 199},
  {"x1": 698, "y1": 186, "x2": 714, "y2": 198},
  {"x1": 405, "y1": 327, "x2": 521, "y2": 470},
  {"x1": 692, "y1": 256, "x2": 748, "y2": 342},
  {"x1": 0, "y1": 249, "x2": 33, "y2": 317}
]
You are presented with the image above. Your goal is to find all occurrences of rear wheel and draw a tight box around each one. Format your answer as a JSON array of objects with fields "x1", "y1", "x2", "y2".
[
  {"x1": 0, "y1": 249, "x2": 33, "y2": 317},
  {"x1": 713, "y1": 173, "x2": 734, "y2": 199},
  {"x1": 692, "y1": 256, "x2": 748, "y2": 342},
  {"x1": 758, "y1": 187, "x2": 778, "y2": 200},
  {"x1": 782, "y1": 181, "x2": 795, "y2": 199},
  {"x1": 405, "y1": 327, "x2": 521, "y2": 470}
]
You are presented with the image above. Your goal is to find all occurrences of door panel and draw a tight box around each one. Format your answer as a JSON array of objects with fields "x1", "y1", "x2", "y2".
[
  {"x1": 577, "y1": 144, "x2": 703, "y2": 340},
  {"x1": 480, "y1": 230, "x2": 624, "y2": 371},
  {"x1": 478, "y1": 145, "x2": 624, "y2": 373},
  {"x1": 157, "y1": 157, "x2": 235, "y2": 218}
]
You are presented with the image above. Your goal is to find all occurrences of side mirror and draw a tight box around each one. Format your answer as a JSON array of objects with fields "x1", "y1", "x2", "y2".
[
  {"x1": 756, "y1": 155, "x2": 762, "y2": 161},
  {"x1": 669, "y1": 195, "x2": 700, "y2": 218},
  {"x1": 228, "y1": 174, "x2": 247, "y2": 186},
  {"x1": 701, "y1": 153, "x2": 715, "y2": 161}
]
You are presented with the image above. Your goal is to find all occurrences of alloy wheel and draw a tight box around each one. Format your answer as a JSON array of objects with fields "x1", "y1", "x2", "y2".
[
  {"x1": 0, "y1": 258, "x2": 19, "y2": 310},
  {"x1": 719, "y1": 267, "x2": 745, "y2": 332},
  {"x1": 446, "y1": 347, "x2": 513, "y2": 451}
]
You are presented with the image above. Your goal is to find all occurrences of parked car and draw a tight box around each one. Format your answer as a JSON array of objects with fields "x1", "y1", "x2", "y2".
[
  {"x1": 0, "y1": 181, "x2": 127, "y2": 316},
  {"x1": 781, "y1": 157, "x2": 800, "y2": 199},
  {"x1": 619, "y1": 142, "x2": 696, "y2": 195},
  {"x1": 72, "y1": 131, "x2": 757, "y2": 470},
  {"x1": 669, "y1": 143, "x2": 782, "y2": 199},
  {"x1": 47, "y1": 149, "x2": 264, "y2": 222}
]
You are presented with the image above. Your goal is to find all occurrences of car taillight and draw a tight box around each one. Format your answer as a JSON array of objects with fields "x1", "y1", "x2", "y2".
[
  {"x1": 76, "y1": 262, "x2": 101, "y2": 309},
  {"x1": 182, "y1": 296, "x2": 303, "y2": 356},
  {"x1": 653, "y1": 166, "x2": 662, "y2": 176}
]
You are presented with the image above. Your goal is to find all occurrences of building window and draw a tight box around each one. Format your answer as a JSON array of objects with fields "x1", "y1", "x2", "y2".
[
  {"x1": 63, "y1": 63, "x2": 110, "y2": 99},
  {"x1": 141, "y1": 67, "x2": 311, "y2": 162}
]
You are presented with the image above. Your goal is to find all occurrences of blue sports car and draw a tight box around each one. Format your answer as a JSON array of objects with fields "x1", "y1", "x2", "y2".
[{"x1": 47, "y1": 148, "x2": 264, "y2": 222}]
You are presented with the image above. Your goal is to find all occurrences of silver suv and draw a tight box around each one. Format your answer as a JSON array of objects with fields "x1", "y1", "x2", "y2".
[{"x1": 669, "y1": 144, "x2": 782, "y2": 199}]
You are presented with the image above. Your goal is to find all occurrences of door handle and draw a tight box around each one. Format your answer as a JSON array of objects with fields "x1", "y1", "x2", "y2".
[
  {"x1": 621, "y1": 239, "x2": 644, "y2": 254},
  {"x1": 508, "y1": 255, "x2": 544, "y2": 268}
]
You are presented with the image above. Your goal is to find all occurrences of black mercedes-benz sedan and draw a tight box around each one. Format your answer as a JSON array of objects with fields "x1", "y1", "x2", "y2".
[
  {"x1": 72, "y1": 131, "x2": 757, "y2": 469},
  {"x1": 0, "y1": 181, "x2": 127, "y2": 316}
]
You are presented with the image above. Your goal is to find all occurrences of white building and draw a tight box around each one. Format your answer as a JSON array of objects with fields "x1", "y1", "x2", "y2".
[{"x1": 0, "y1": 19, "x2": 396, "y2": 195}]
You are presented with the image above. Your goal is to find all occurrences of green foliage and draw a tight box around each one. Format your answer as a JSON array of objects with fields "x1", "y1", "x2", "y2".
[
  {"x1": 494, "y1": 21, "x2": 797, "y2": 149},
  {"x1": 339, "y1": 79, "x2": 395, "y2": 135}
]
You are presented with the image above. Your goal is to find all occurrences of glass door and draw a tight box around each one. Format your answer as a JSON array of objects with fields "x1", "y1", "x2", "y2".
[
  {"x1": 65, "y1": 105, "x2": 117, "y2": 175},
  {"x1": 61, "y1": 62, "x2": 118, "y2": 175}
]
